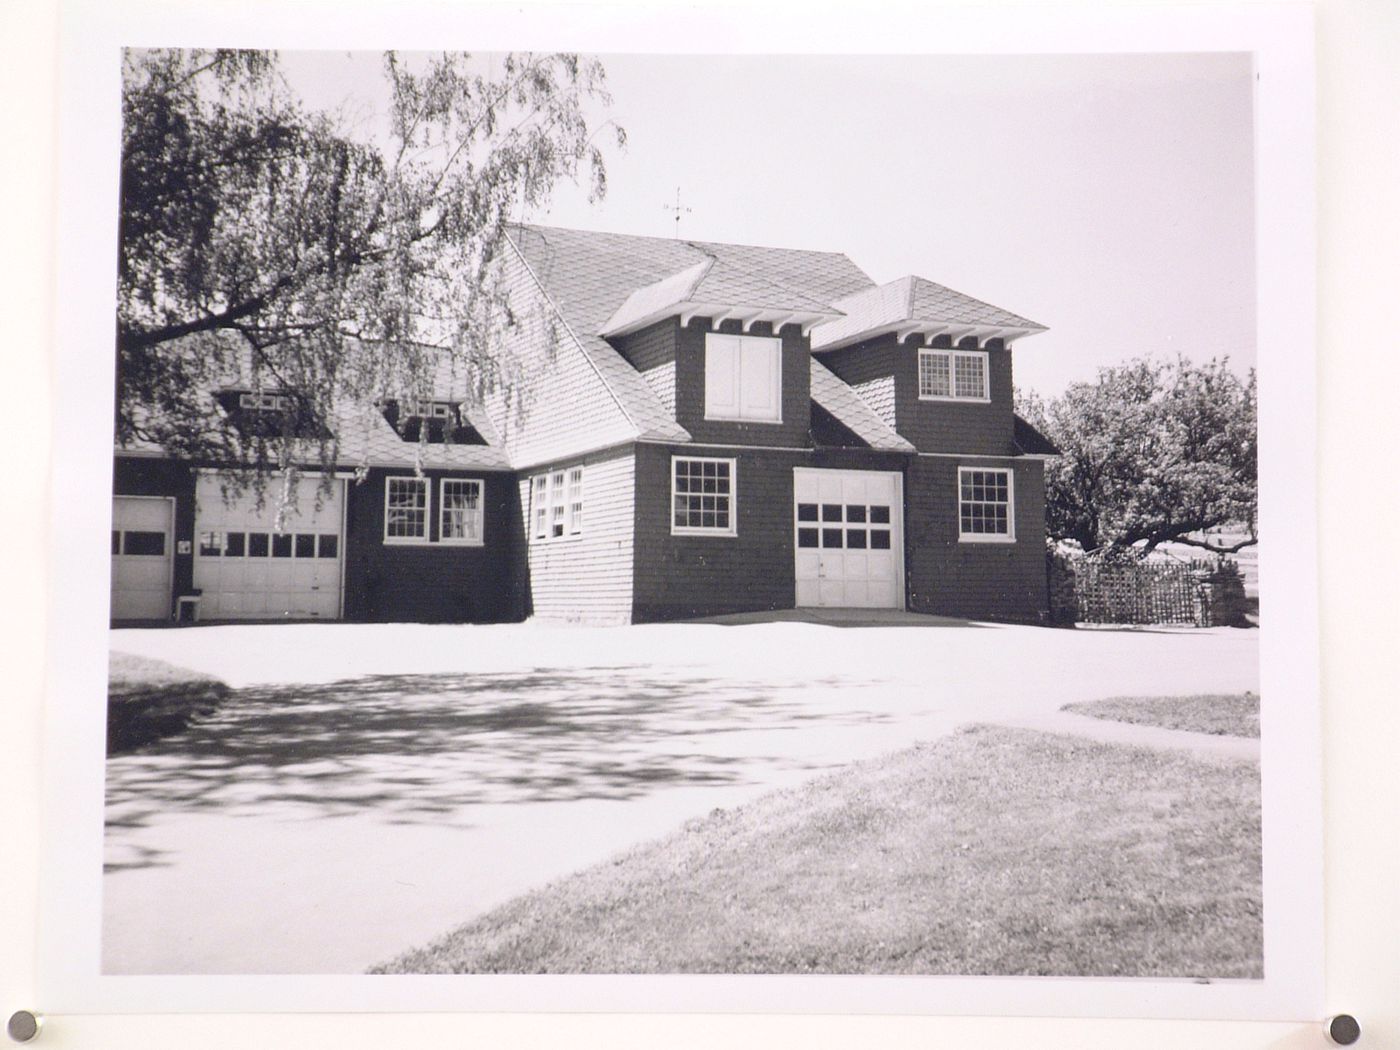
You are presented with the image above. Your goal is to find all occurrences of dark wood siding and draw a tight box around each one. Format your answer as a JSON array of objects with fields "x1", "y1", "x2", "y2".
[
  {"x1": 674, "y1": 319, "x2": 813, "y2": 448},
  {"x1": 612, "y1": 319, "x2": 676, "y2": 372},
  {"x1": 823, "y1": 334, "x2": 1017, "y2": 456},
  {"x1": 342, "y1": 468, "x2": 525, "y2": 623},
  {"x1": 631, "y1": 442, "x2": 909, "y2": 622},
  {"x1": 904, "y1": 456, "x2": 1049, "y2": 623},
  {"x1": 113, "y1": 456, "x2": 197, "y2": 606}
]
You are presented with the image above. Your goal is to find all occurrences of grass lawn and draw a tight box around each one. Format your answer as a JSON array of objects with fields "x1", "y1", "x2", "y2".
[
  {"x1": 1065, "y1": 693, "x2": 1259, "y2": 738},
  {"x1": 372, "y1": 725, "x2": 1262, "y2": 978},
  {"x1": 108, "y1": 651, "x2": 230, "y2": 755}
]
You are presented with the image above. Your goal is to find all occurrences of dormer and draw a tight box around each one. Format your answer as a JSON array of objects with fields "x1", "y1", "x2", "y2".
[
  {"x1": 599, "y1": 255, "x2": 841, "y2": 448},
  {"x1": 379, "y1": 397, "x2": 489, "y2": 445},
  {"x1": 811, "y1": 276, "x2": 1046, "y2": 456}
]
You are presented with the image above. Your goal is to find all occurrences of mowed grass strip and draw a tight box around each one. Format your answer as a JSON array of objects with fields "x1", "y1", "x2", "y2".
[
  {"x1": 108, "y1": 651, "x2": 230, "y2": 754},
  {"x1": 1065, "y1": 693, "x2": 1260, "y2": 738},
  {"x1": 373, "y1": 725, "x2": 1262, "y2": 977}
]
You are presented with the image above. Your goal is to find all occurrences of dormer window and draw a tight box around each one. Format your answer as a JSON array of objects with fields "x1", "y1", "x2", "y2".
[
  {"x1": 380, "y1": 398, "x2": 486, "y2": 445},
  {"x1": 704, "y1": 333, "x2": 782, "y2": 423},
  {"x1": 918, "y1": 349, "x2": 989, "y2": 402}
]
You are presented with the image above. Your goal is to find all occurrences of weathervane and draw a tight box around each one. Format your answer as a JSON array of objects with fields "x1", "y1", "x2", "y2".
[{"x1": 663, "y1": 186, "x2": 692, "y2": 239}]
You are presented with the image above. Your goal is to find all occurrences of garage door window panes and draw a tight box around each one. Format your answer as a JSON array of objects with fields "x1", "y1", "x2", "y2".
[
  {"x1": 120, "y1": 531, "x2": 167, "y2": 556},
  {"x1": 672, "y1": 457, "x2": 736, "y2": 535},
  {"x1": 958, "y1": 467, "x2": 1014, "y2": 542},
  {"x1": 385, "y1": 477, "x2": 430, "y2": 542},
  {"x1": 796, "y1": 501, "x2": 893, "y2": 550}
]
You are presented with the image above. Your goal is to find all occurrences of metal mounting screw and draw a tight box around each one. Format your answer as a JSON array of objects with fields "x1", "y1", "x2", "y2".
[
  {"x1": 1326, "y1": 1014, "x2": 1361, "y2": 1046},
  {"x1": 5, "y1": 1011, "x2": 41, "y2": 1044}
]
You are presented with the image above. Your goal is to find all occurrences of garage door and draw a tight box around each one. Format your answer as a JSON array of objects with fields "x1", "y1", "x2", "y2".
[
  {"x1": 111, "y1": 496, "x2": 174, "y2": 620},
  {"x1": 194, "y1": 475, "x2": 344, "y2": 620},
  {"x1": 794, "y1": 468, "x2": 904, "y2": 609}
]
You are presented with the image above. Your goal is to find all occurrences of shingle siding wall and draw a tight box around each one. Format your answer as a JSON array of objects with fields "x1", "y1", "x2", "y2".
[
  {"x1": 675, "y1": 319, "x2": 813, "y2": 447},
  {"x1": 521, "y1": 446, "x2": 636, "y2": 624},
  {"x1": 632, "y1": 443, "x2": 909, "y2": 622},
  {"x1": 113, "y1": 456, "x2": 197, "y2": 604},
  {"x1": 487, "y1": 241, "x2": 639, "y2": 468},
  {"x1": 342, "y1": 468, "x2": 525, "y2": 623},
  {"x1": 824, "y1": 335, "x2": 1017, "y2": 456},
  {"x1": 905, "y1": 456, "x2": 1048, "y2": 623}
]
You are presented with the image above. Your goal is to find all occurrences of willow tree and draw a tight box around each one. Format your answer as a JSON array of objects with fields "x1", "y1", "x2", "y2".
[{"x1": 117, "y1": 48, "x2": 624, "y2": 481}]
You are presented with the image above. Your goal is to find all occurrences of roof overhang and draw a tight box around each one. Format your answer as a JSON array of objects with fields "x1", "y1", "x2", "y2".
[
  {"x1": 810, "y1": 319, "x2": 1046, "y2": 353},
  {"x1": 602, "y1": 301, "x2": 841, "y2": 339}
]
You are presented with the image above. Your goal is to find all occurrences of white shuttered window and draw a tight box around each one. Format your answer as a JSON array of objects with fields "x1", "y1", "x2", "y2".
[{"x1": 704, "y1": 333, "x2": 781, "y2": 423}]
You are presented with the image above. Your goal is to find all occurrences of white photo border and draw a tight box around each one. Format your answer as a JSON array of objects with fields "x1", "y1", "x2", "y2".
[{"x1": 38, "y1": 0, "x2": 1320, "y2": 1021}]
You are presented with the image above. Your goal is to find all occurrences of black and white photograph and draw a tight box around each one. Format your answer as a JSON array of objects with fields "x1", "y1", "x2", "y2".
[
  {"x1": 24, "y1": 1, "x2": 1332, "y2": 1026},
  {"x1": 102, "y1": 44, "x2": 1269, "y2": 978}
]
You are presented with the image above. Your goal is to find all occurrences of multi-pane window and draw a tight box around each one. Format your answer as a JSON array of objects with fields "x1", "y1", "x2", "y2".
[
  {"x1": 958, "y1": 468, "x2": 1014, "y2": 541},
  {"x1": 238, "y1": 391, "x2": 294, "y2": 412},
  {"x1": 531, "y1": 468, "x2": 584, "y2": 541},
  {"x1": 197, "y1": 531, "x2": 338, "y2": 557},
  {"x1": 705, "y1": 333, "x2": 782, "y2": 422},
  {"x1": 566, "y1": 468, "x2": 584, "y2": 536},
  {"x1": 796, "y1": 501, "x2": 892, "y2": 550},
  {"x1": 672, "y1": 457, "x2": 736, "y2": 535},
  {"x1": 919, "y1": 349, "x2": 989, "y2": 401},
  {"x1": 440, "y1": 479, "x2": 484, "y2": 544},
  {"x1": 385, "y1": 477, "x2": 430, "y2": 541}
]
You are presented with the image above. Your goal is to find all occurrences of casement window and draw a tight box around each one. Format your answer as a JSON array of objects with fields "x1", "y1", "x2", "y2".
[
  {"x1": 238, "y1": 391, "x2": 295, "y2": 412},
  {"x1": 958, "y1": 467, "x2": 1015, "y2": 542},
  {"x1": 705, "y1": 333, "x2": 782, "y2": 423},
  {"x1": 919, "y1": 349, "x2": 989, "y2": 402},
  {"x1": 440, "y1": 479, "x2": 484, "y2": 545},
  {"x1": 672, "y1": 456, "x2": 736, "y2": 536},
  {"x1": 384, "y1": 476, "x2": 430, "y2": 542},
  {"x1": 531, "y1": 467, "x2": 584, "y2": 541}
]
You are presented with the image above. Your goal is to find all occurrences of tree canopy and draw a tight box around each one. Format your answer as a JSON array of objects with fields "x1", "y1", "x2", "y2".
[
  {"x1": 117, "y1": 48, "x2": 624, "y2": 473},
  {"x1": 1017, "y1": 357, "x2": 1257, "y2": 555}
]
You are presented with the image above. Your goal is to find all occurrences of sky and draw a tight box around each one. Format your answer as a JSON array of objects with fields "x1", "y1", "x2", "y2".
[{"x1": 281, "y1": 50, "x2": 1255, "y2": 397}]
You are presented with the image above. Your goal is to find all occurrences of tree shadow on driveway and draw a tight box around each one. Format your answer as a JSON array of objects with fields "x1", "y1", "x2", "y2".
[{"x1": 105, "y1": 666, "x2": 894, "y2": 870}]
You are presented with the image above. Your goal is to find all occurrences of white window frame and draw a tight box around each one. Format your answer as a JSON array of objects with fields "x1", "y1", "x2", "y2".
[
  {"x1": 918, "y1": 348, "x2": 990, "y2": 403},
  {"x1": 530, "y1": 468, "x2": 585, "y2": 543},
  {"x1": 671, "y1": 455, "x2": 738, "y2": 537},
  {"x1": 438, "y1": 478, "x2": 485, "y2": 547},
  {"x1": 704, "y1": 332, "x2": 783, "y2": 424},
  {"x1": 400, "y1": 398, "x2": 454, "y2": 419},
  {"x1": 957, "y1": 466, "x2": 1016, "y2": 543},
  {"x1": 239, "y1": 391, "x2": 294, "y2": 412},
  {"x1": 383, "y1": 475, "x2": 431, "y2": 544}
]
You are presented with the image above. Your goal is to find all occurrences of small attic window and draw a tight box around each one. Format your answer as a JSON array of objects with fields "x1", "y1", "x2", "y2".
[
  {"x1": 239, "y1": 392, "x2": 295, "y2": 412},
  {"x1": 380, "y1": 398, "x2": 488, "y2": 446}
]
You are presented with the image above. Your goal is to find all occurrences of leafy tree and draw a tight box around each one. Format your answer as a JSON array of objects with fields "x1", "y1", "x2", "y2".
[
  {"x1": 117, "y1": 48, "x2": 624, "y2": 477},
  {"x1": 1017, "y1": 357, "x2": 1257, "y2": 555}
]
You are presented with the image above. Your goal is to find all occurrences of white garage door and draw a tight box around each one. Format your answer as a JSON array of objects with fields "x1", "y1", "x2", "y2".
[
  {"x1": 194, "y1": 474, "x2": 344, "y2": 620},
  {"x1": 111, "y1": 496, "x2": 174, "y2": 620},
  {"x1": 794, "y1": 468, "x2": 904, "y2": 609}
]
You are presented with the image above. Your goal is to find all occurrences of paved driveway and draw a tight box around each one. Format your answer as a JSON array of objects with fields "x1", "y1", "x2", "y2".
[{"x1": 104, "y1": 618, "x2": 1259, "y2": 975}]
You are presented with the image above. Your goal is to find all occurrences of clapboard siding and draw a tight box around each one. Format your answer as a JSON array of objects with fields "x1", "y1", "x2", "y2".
[
  {"x1": 905, "y1": 456, "x2": 1048, "y2": 623},
  {"x1": 342, "y1": 468, "x2": 525, "y2": 623},
  {"x1": 487, "y1": 240, "x2": 639, "y2": 468},
  {"x1": 823, "y1": 334, "x2": 1017, "y2": 456},
  {"x1": 522, "y1": 447, "x2": 636, "y2": 624}
]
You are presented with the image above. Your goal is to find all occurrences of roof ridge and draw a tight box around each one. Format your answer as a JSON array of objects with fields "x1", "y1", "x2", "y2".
[{"x1": 514, "y1": 221, "x2": 861, "y2": 265}]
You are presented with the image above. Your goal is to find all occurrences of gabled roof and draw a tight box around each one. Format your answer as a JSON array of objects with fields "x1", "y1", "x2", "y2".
[
  {"x1": 809, "y1": 275, "x2": 1046, "y2": 352},
  {"x1": 809, "y1": 359, "x2": 915, "y2": 452},
  {"x1": 598, "y1": 253, "x2": 840, "y2": 338}
]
